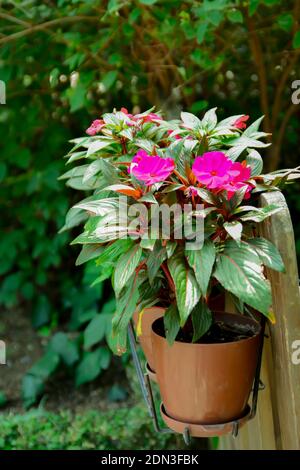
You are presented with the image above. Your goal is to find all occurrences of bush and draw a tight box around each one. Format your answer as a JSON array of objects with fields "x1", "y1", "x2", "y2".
[{"x1": 0, "y1": 406, "x2": 182, "y2": 450}]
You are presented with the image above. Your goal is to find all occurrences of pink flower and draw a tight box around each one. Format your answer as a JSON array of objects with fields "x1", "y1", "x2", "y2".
[
  {"x1": 86, "y1": 119, "x2": 105, "y2": 136},
  {"x1": 121, "y1": 107, "x2": 133, "y2": 117},
  {"x1": 130, "y1": 150, "x2": 175, "y2": 186},
  {"x1": 139, "y1": 112, "x2": 162, "y2": 123},
  {"x1": 167, "y1": 130, "x2": 182, "y2": 140},
  {"x1": 222, "y1": 162, "x2": 252, "y2": 199},
  {"x1": 192, "y1": 152, "x2": 239, "y2": 189},
  {"x1": 233, "y1": 115, "x2": 249, "y2": 130},
  {"x1": 120, "y1": 108, "x2": 162, "y2": 125}
]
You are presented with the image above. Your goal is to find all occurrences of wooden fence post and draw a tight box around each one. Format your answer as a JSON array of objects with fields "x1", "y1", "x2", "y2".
[{"x1": 219, "y1": 191, "x2": 300, "y2": 450}]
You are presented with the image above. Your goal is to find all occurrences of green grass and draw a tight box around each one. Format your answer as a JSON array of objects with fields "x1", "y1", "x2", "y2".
[{"x1": 0, "y1": 405, "x2": 182, "y2": 450}]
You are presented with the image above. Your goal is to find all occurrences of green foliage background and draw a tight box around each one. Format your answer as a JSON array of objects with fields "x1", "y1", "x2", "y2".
[
  {"x1": 0, "y1": 0, "x2": 299, "y2": 406},
  {"x1": 0, "y1": 406, "x2": 179, "y2": 450}
]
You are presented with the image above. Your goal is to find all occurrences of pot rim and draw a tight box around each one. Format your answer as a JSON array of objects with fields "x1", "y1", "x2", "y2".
[{"x1": 152, "y1": 311, "x2": 262, "y2": 347}]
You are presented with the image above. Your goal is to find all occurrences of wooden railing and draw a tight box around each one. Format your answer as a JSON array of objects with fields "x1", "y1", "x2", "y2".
[{"x1": 220, "y1": 191, "x2": 300, "y2": 450}]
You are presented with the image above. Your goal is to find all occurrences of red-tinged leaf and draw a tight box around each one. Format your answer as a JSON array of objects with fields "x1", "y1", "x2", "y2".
[{"x1": 105, "y1": 184, "x2": 142, "y2": 199}]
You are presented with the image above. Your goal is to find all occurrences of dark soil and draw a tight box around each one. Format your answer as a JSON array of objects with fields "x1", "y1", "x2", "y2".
[
  {"x1": 0, "y1": 308, "x2": 131, "y2": 413},
  {"x1": 190, "y1": 320, "x2": 254, "y2": 344},
  {"x1": 156, "y1": 318, "x2": 256, "y2": 344}
]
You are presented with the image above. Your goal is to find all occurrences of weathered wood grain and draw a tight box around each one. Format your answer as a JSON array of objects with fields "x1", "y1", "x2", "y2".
[{"x1": 219, "y1": 191, "x2": 300, "y2": 450}]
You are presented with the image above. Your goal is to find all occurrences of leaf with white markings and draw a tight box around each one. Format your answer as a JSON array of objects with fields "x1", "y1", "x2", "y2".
[
  {"x1": 186, "y1": 240, "x2": 216, "y2": 296},
  {"x1": 87, "y1": 139, "x2": 112, "y2": 157},
  {"x1": 113, "y1": 245, "x2": 143, "y2": 296},
  {"x1": 224, "y1": 221, "x2": 243, "y2": 243},
  {"x1": 214, "y1": 240, "x2": 272, "y2": 317},
  {"x1": 168, "y1": 252, "x2": 201, "y2": 326},
  {"x1": 247, "y1": 238, "x2": 285, "y2": 272},
  {"x1": 240, "y1": 204, "x2": 282, "y2": 222},
  {"x1": 181, "y1": 112, "x2": 201, "y2": 130},
  {"x1": 246, "y1": 149, "x2": 263, "y2": 176}
]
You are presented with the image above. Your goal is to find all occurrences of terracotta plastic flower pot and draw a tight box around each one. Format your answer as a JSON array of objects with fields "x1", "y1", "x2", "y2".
[
  {"x1": 151, "y1": 312, "x2": 261, "y2": 425},
  {"x1": 133, "y1": 307, "x2": 165, "y2": 374}
]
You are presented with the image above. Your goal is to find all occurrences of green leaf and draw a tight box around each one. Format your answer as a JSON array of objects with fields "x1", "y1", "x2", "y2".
[
  {"x1": 68, "y1": 84, "x2": 87, "y2": 113},
  {"x1": 208, "y1": 10, "x2": 223, "y2": 26},
  {"x1": 113, "y1": 245, "x2": 142, "y2": 296},
  {"x1": 246, "y1": 149, "x2": 263, "y2": 176},
  {"x1": 190, "y1": 100, "x2": 208, "y2": 113},
  {"x1": 98, "y1": 347, "x2": 111, "y2": 370},
  {"x1": 232, "y1": 205, "x2": 261, "y2": 215},
  {"x1": 0, "y1": 391, "x2": 7, "y2": 408},
  {"x1": 201, "y1": 107, "x2": 217, "y2": 130},
  {"x1": 22, "y1": 375, "x2": 44, "y2": 409},
  {"x1": 134, "y1": 138, "x2": 155, "y2": 153},
  {"x1": 243, "y1": 116, "x2": 264, "y2": 137},
  {"x1": 293, "y1": 31, "x2": 300, "y2": 49},
  {"x1": 59, "y1": 205, "x2": 88, "y2": 233},
  {"x1": 139, "y1": 0, "x2": 157, "y2": 4},
  {"x1": 111, "y1": 274, "x2": 141, "y2": 353},
  {"x1": 168, "y1": 253, "x2": 201, "y2": 326},
  {"x1": 240, "y1": 204, "x2": 282, "y2": 222},
  {"x1": 99, "y1": 158, "x2": 120, "y2": 184},
  {"x1": 49, "y1": 333, "x2": 79, "y2": 366},
  {"x1": 108, "y1": 384, "x2": 127, "y2": 402},
  {"x1": 196, "y1": 22, "x2": 208, "y2": 44},
  {"x1": 192, "y1": 187, "x2": 216, "y2": 204},
  {"x1": 0, "y1": 162, "x2": 7, "y2": 182},
  {"x1": 83, "y1": 160, "x2": 103, "y2": 183},
  {"x1": 223, "y1": 220, "x2": 243, "y2": 243},
  {"x1": 106, "y1": 323, "x2": 128, "y2": 355},
  {"x1": 71, "y1": 230, "x2": 102, "y2": 245},
  {"x1": 247, "y1": 237, "x2": 285, "y2": 272},
  {"x1": 181, "y1": 111, "x2": 201, "y2": 130},
  {"x1": 227, "y1": 186, "x2": 248, "y2": 209},
  {"x1": 91, "y1": 265, "x2": 114, "y2": 286},
  {"x1": 214, "y1": 240, "x2": 272, "y2": 317},
  {"x1": 186, "y1": 240, "x2": 216, "y2": 296},
  {"x1": 59, "y1": 164, "x2": 89, "y2": 180},
  {"x1": 277, "y1": 13, "x2": 293, "y2": 32},
  {"x1": 163, "y1": 304, "x2": 180, "y2": 345},
  {"x1": 138, "y1": 193, "x2": 157, "y2": 204},
  {"x1": 74, "y1": 197, "x2": 120, "y2": 216},
  {"x1": 84, "y1": 313, "x2": 111, "y2": 349},
  {"x1": 191, "y1": 301, "x2": 212, "y2": 342},
  {"x1": 75, "y1": 245, "x2": 103, "y2": 266},
  {"x1": 32, "y1": 295, "x2": 51, "y2": 329},
  {"x1": 107, "y1": 0, "x2": 121, "y2": 12},
  {"x1": 164, "y1": 138, "x2": 190, "y2": 176},
  {"x1": 166, "y1": 241, "x2": 177, "y2": 258},
  {"x1": 64, "y1": 52, "x2": 86, "y2": 70},
  {"x1": 140, "y1": 238, "x2": 156, "y2": 250},
  {"x1": 87, "y1": 139, "x2": 112, "y2": 157},
  {"x1": 102, "y1": 70, "x2": 118, "y2": 90},
  {"x1": 28, "y1": 350, "x2": 60, "y2": 380},
  {"x1": 227, "y1": 135, "x2": 270, "y2": 149},
  {"x1": 226, "y1": 145, "x2": 247, "y2": 161},
  {"x1": 75, "y1": 347, "x2": 110, "y2": 386},
  {"x1": 227, "y1": 9, "x2": 243, "y2": 23},
  {"x1": 96, "y1": 239, "x2": 134, "y2": 265},
  {"x1": 146, "y1": 243, "x2": 167, "y2": 284},
  {"x1": 249, "y1": 0, "x2": 259, "y2": 16}
]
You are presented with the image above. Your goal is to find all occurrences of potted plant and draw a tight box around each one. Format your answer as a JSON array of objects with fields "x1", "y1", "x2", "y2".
[{"x1": 61, "y1": 107, "x2": 300, "y2": 430}]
